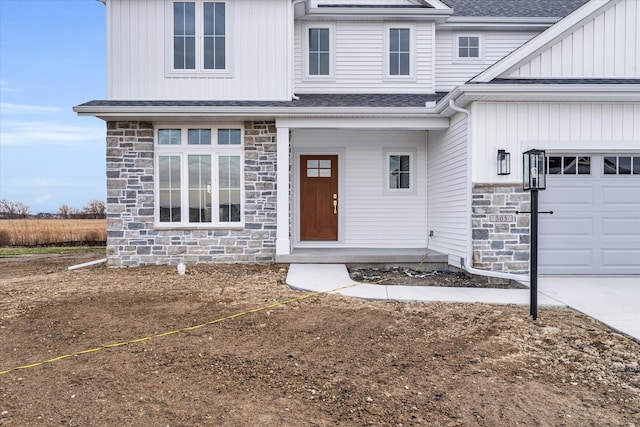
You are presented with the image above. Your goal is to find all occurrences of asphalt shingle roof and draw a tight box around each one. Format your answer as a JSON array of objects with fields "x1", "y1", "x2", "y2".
[
  {"x1": 440, "y1": 0, "x2": 589, "y2": 18},
  {"x1": 77, "y1": 93, "x2": 449, "y2": 109}
]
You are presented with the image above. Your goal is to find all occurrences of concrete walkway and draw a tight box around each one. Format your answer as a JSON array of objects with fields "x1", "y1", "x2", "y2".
[{"x1": 286, "y1": 264, "x2": 640, "y2": 342}]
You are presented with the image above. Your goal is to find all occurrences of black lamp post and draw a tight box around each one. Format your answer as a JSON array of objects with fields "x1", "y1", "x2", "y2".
[{"x1": 522, "y1": 149, "x2": 548, "y2": 320}]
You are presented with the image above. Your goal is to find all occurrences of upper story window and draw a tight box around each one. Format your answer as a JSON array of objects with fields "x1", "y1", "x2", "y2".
[
  {"x1": 385, "y1": 24, "x2": 413, "y2": 79},
  {"x1": 389, "y1": 28, "x2": 410, "y2": 76},
  {"x1": 172, "y1": 1, "x2": 227, "y2": 73},
  {"x1": 455, "y1": 34, "x2": 482, "y2": 61},
  {"x1": 156, "y1": 125, "x2": 244, "y2": 227},
  {"x1": 309, "y1": 28, "x2": 330, "y2": 76},
  {"x1": 304, "y1": 24, "x2": 334, "y2": 80}
]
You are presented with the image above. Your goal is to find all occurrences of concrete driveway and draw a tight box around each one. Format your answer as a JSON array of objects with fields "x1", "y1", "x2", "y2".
[{"x1": 539, "y1": 277, "x2": 640, "y2": 342}]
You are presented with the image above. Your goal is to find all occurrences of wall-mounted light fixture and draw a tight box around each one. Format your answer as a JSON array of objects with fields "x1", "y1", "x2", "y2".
[{"x1": 497, "y1": 149, "x2": 511, "y2": 175}]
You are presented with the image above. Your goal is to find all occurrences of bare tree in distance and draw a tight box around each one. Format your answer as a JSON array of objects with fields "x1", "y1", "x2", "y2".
[
  {"x1": 58, "y1": 204, "x2": 72, "y2": 219},
  {"x1": 0, "y1": 199, "x2": 31, "y2": 218},
  {"x1": 83, "y1": 200, "x2": 106, "y2": 219}
]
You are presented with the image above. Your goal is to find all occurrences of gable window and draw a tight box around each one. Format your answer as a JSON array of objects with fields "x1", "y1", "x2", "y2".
[
  {"x1": 389, "y1": 28, "x2": 410, "y2": 76},
  {"x1": 156, "y1": 125, "x2": 244, "y2": 226},
  {"x1": 171, "y1": 1, "x2": 227, "y2": 73},
  {"x1": 455, "y1": 34, "x2": 482, "y2": 61}
]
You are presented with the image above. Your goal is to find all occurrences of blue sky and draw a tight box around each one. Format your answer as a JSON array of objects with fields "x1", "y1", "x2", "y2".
[{"x1": 0, "y1": 0, "x2": 106, "y2": 214}]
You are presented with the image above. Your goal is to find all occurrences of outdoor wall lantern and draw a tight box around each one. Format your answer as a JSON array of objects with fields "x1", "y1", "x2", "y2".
[
  {"x1": 523, "y1": 149, "x2": 546, "y2": 190},
  {"x1": 497, "y1": 149, "x2": 511, "y2": 175},
  {"x1": 519, "y1": 148, "x2": 552, "y2": 321}
]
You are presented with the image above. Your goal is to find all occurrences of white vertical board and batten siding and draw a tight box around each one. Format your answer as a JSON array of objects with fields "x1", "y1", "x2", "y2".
[
  {"x1": 435, "y1": 31, "x2": 539, "y2": 92},
  {"x1": 107, "y1": 0, "x2": 291, "y2": 100},
  {"x1": 426, "y1": 113, "x2": 468, "y2": 264},
  {"x1": 509, "y1": 0, "x2": 639, "y2": 78},
  {"x1": 473, "y1": 102, "x2": 640, "y2": 182},
  {"x1": 294, "y1": 21, "x2": 434, "y2": 93},
  {"x1": 294, "y1": 130, "x2": 427, "y2": 248}
]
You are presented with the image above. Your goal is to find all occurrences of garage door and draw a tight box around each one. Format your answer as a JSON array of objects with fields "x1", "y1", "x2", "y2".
[{"x1": 539, "y1": 154, "x2": 640, "y2": 275}]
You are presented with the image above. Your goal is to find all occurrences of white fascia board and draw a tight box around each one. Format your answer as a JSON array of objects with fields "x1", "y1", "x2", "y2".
[
  {"x1": 276, "y1": 116, "x2": 449, "y2": 129},
  {"x1": 437, "y1": 17, "x2": 554, "y2": 32},
  {"x1": 73, "y1": 105, "x2": 439, "y2": 120},
  {"x1": 470, "y1": 0, "x2": 612, "y2": 83},
  {"x1": 435, "y1": 82, "x2": 640, "y2": 115},
  {"x1": 303, "y1": 7, "x2": 451, "y2": 20},
  {"x1": 461, "y1": 83, "x2": 640, "y2": 99}
]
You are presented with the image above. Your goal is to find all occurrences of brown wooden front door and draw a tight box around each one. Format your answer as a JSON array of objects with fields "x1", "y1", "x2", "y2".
[{"x1": 300, "y1": 155, "x2": 339, "y2": 241}]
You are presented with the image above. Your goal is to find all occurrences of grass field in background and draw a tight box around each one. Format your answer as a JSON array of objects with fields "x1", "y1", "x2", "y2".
[{"x1": 0, "y1": 219, "x2": 107, "y2": 247}]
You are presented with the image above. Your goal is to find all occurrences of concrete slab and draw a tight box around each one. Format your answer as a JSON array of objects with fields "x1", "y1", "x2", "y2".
[
  {"x1": 286, "y1": 264, "x2": 356, "y2": 293},
  {"x1": 285, "y1": 264, "x2": 639, "y2": 342},
  {"x1": 386, "y1": 286, "x2": 477, "y2": 303},
  {"x1": 459, "y1": 288, "x2": 565, "y2": 306},
  {"x1": 539, "y1": 277, "x2": 640, "y2": 341}
]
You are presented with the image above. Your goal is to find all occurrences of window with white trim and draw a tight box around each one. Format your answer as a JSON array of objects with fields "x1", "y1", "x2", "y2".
[
  {"x1": 156, "y1": 126, "x2": 243, "y2": 226},
  {"x1": 454, "y1": 34, "x2": 482, "y2": 61},
  {"x1": 388, "y1": 27, "x2": 411, "y2": 76},
  {"x1": 384, "y1": 149, "x2": 416, "y2": 192},
  {"x1": 309, "y1": 28, "x2": 330, "y2": 76},
  {"x1": 304, "y1": 24, "x2": 334, "y2": 79},
  {"x1": 172, "y1": 1, "x2": 227, "y2": 73}
]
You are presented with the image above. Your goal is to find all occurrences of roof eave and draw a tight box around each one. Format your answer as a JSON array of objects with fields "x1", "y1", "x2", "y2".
[
  {"x1": 437, "y1": 83, "x2": 640, "y2": 114},
  {"x1": 73, "y1": 105, "x2": 440, "y2": 121}
]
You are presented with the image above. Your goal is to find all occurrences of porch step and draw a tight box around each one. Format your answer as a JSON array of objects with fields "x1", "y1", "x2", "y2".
[{"x1": 276, "y1": 248, "x2": 448, "y2": 270}]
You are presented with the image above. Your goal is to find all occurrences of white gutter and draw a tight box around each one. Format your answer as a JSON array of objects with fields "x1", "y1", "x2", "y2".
[
  {"x1": 448, "y1": 99, "x2": 529, "y2": 284},
  {"x1": 73, "y1": 105, "x2": 441, "y2": 118}
]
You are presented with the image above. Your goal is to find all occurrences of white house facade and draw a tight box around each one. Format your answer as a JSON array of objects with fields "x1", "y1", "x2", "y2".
[{"x1": 75, "y1": 0, "x2": 640, "y2": 277}]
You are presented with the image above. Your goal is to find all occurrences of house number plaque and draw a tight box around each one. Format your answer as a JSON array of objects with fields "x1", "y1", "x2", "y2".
[{"x1": 489, "y1": 214, "x2": 514, "y2": 223}]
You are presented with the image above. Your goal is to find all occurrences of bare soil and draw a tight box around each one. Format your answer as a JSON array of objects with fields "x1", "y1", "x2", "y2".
[
  {"x1": 0, "y1": 253, "x2": 638, "y2": 426},
  {"x1": 348, "y1": 266, "x2": 527, "y2": 289}
]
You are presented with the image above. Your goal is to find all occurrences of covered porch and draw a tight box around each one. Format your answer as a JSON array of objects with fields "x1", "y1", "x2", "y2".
[{"x1": 274, "y1": 115, "x2": 450, "y2": 261}]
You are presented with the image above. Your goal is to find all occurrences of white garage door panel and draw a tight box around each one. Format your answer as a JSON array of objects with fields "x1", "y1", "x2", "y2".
[
  {"x1": 539, "y1": 248, "x2": 594, "y2": 275},
  {"x1": 542, "y1": 186, "x2": 594, "y2": 206},
  {"x1": 539, "y1": 154, "x2": 640, "y2": 275},
  {"x1": 601, "y1": 248, "x2": 640, "y2": 268},
  {"x1": 601, "y1": 216, "x2": 640, "y2": 237},
  {"x1": 539, "y1": 217, "x2": 593, "y2": 238}
]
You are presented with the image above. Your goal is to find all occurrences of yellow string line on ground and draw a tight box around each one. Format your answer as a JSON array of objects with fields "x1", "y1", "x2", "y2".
[{"x1": 0, "y1": 280, "x2": 367, "y2": 376}]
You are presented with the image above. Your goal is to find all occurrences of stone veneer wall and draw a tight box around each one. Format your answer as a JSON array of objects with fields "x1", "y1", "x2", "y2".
[
  {"x1": 105, "y1": 121, "x2": 277, "y2": 267},
  {"x1": 471, "y1": 184, "x2": 531, "y2": 275}
]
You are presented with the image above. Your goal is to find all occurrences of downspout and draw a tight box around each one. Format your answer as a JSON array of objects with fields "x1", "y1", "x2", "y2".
[
  {"x1": 290, "y1": 0, "x2": 307, "y2": 101},
  {"x1": 448, "y1": 99, "x2": 529, "y2": 284}
]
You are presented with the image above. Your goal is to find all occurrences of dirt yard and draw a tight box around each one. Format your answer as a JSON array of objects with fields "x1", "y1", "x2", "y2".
[{"x1": 0, "y1": 253, "x2": 638, "y2": 426}]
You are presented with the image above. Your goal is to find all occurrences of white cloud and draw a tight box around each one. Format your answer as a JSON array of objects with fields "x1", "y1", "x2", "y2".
[
  {"x1": 35, "y1": 194, "x2": 53, "y2": 205},
  {"x1": 0, "y1": 102, "x2": 61, "y2": 114},
  {"x1": 0, "y1": 80, "x2": 21, "y2": 93},
  {"x1": 0, "y1": 120, "x2": 103, "y2": 147}
]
